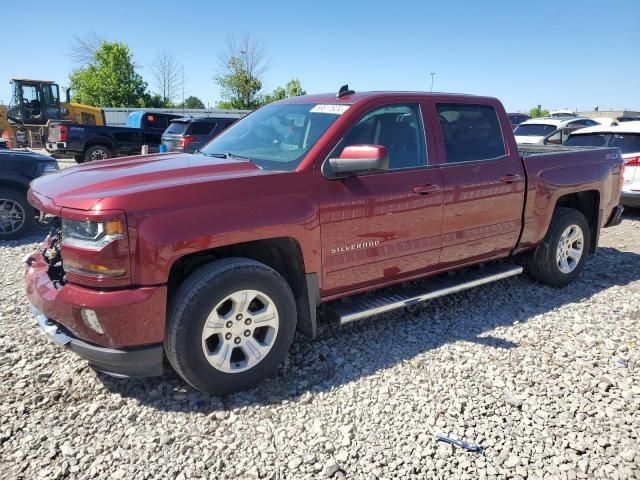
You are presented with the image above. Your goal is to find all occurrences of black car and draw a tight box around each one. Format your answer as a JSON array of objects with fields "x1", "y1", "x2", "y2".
[
  {"x1": 161, "y1": 116, "x2": 241, "y2": 153},
  {"x1": 507, "y1": 113, "x2": 531, "y2": 130},
  {"x1": 0, "y1": 150, "x2": 59, "y2": 239}
]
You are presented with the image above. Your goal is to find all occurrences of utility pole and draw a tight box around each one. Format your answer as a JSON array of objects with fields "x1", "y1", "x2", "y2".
[{"x1": 430, "y1": 72, "x2": 436, "y2": 92}]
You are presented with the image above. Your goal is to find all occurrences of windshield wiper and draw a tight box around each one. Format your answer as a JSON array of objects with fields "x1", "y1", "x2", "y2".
[{"x1": 205, "y1": 152, "x2": 252, "y2": 162}]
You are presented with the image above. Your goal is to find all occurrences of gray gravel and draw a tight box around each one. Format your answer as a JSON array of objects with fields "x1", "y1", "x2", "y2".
[{"x1": 1, "y1": 211, "x2": 639, "y2": 480}]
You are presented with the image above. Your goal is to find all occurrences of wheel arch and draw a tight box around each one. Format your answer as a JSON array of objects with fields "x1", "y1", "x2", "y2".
[
  {"x1": 167, "y1": 236, "x2": 319, "y2": 338},
  {"x1": 554, "y1": 190, "x2": 600, "y2": 253},
  {"x1": 0, "y1": 177, "x2": 30, "y2": 196},
  {"x1": 84, "y1": 137, "x2": 114, "y2": 151}
]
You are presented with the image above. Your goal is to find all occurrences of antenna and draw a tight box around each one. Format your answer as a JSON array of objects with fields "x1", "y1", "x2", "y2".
[{"x1": 336, "y1": 84, "x2": 355, "y2": 98}]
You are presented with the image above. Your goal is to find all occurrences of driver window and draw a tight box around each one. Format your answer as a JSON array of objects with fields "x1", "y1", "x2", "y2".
[{"x1": 333, "y1": 104, "x2": 426, "y2": 169}]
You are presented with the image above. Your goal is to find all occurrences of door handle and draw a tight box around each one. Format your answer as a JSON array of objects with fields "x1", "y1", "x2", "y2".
[
  {"x1": 413, "y1": 184, "x2": 441, "y2": 195},
  {"x1": 500, "y1": 174, "x2": 522, "y2": 184}
]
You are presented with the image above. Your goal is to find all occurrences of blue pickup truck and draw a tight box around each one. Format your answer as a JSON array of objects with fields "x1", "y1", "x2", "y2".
[{"x1": 46, "y1": 111, "x2": 180, "y2": 163}]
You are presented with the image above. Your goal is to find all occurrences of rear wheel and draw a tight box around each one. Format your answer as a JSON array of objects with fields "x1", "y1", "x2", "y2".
[
  {"x1": 84, "y1": 144, "x2": 111, "y2": 162},
  {"x1": 0, "y1": 189, "x2": 35, "y2": 240},
  {"x1": 165, "y1": 258, "x2": 297, "y2": 395},
  {"x1": 528, "y1": 208, "x2": 590, "y2": 287}
]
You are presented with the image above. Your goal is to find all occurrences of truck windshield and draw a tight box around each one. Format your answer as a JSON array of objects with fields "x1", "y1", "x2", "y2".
[
  {"x1": 514, "y1": 124, "x2": 557, "y2": 137},
  {"x1": 200, "y1": 103, "x2": 343, "y2": 171},
  {"x1": 564, "y1": 133, "x2": 608, "y2": 147}
]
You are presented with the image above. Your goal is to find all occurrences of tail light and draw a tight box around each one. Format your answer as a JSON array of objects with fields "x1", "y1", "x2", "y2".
[
  {"x1": 58, "y1": 124, "x2": 68, "y2": 142},
  {"x1": 1, "y1": 130, "x2": 12, "y2": 148},
  {"x1": 624, "y1": 156, "x2": 640, "y2": 167},
  {"x1": 179, "y1": 135, "x2": 195, "y2": 149}
]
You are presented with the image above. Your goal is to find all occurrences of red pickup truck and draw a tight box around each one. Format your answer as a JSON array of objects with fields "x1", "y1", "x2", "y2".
[{"x1": 24, "y1": 88, "x2": 624, "y2": 394}]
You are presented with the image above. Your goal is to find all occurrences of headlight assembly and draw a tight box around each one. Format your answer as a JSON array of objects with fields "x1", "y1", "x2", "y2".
[{"x1": 61, "y1": 218, "x2": 125, "y2": 250}]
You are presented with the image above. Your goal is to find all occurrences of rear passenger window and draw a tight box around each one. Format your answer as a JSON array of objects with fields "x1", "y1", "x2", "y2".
[
  {"x1": 333, "y1": 104, "x2": 426, "y2": 169},
  {"x1": 437, "y1": 104, "x2": 506, "y2": 163},
  {"x1": 188, "y1": 123, "x2": 216, "y2": 135},
  {"x1": 145, "y1": 114, "x2": 168, "y2": 129}
]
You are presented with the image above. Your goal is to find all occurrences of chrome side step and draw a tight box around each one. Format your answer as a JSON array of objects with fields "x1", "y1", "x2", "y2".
[{"x1": 332, "y1": 264, "x2": 523, "y2": 325}]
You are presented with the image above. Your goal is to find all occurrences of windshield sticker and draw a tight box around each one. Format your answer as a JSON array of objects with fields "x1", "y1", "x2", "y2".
[{"x1": 310, "y1": 104, "x2": 350, "y2": 115}]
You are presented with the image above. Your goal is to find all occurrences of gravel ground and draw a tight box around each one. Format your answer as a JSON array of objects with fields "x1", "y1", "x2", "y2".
[{"x1": 1, "y1": 211, "x2": 639, "y2": 480}]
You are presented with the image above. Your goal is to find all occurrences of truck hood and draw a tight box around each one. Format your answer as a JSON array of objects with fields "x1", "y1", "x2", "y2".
[{"x1": 30, "y1": 153, "x2": 269, "y2": 210}]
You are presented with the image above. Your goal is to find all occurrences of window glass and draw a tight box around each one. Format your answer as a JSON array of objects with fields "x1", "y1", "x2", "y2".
[
  {"x1": 609, "y1": 133, "x2": 640, "y2": 154},
  {"x1": 200, "y1": 103, "x2": 342, "y2": 171},
  {"x1": 165, "y1": 121, "x2": 189, "y2": 135},
  {"x1": 514, "y1": 124, "x2": 557, "y2": 137},
  {"x1": 437, "y1": 103, "x2": 506, "y2": 163},
  {"x1": 332, "y1": 104, "x2": 426, "y2": 169},
  {"x1": 564, "y1": 134, "x2": 608, "y2": 147},
  {"x1": 188, "y1": 122, "x2": 216, "y2": 135},
  {"x1": 145, "y1": 114, "x2": 169, "y2": 130}
]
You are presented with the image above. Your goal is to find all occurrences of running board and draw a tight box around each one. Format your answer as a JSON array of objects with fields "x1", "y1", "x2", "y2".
[{"x1": 332, "y1": 264, "x2": 523, "y2": 325}]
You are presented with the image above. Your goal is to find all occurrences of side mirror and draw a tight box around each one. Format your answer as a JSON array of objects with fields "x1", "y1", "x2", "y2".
[{"x1": 329, "y1": 145, "x2": 389, "y2": 176}]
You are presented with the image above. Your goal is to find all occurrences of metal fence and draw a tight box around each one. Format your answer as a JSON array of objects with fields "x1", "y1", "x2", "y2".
[{"x1": 103, "y1": 107, "x2": 251, "y2": 126}]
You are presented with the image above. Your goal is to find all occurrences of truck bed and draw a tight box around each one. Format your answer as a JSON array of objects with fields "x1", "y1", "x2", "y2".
[{"x1": 518, "y1": 144, "x2": 613, "y2": 157}]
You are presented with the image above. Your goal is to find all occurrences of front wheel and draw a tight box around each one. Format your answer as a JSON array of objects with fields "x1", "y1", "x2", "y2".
[
  {"x1": 165, "y1": 258, "x2": 297, "y2": 395},
  {"x1": 0, "y1": 189, "x2": 35, "y2": 240},
  {"x1": 528, "y1": 208, "x2": 591, "y2": 287}
]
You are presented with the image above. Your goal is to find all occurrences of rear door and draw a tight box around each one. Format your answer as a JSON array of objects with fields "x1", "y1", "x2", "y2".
[
  {"x1": 434, "y1": 102, "x2": 525, "y2": 267},
  {"x1": 315, "y1": 101, "x2": 444, "y2": 294}
]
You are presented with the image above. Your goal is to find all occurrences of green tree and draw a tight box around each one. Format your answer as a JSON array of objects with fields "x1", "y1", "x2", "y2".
[
  {"x1": 216, "y1": 57, "x2": 263, "y2": 109},
  {"x1": 215, "y1": 34, "x2": 268, "y2": 110},
  {"x1": 529, "y1": 106, "x2": 550, "y2": 118},
  {"x1": 139, "y1": 93, "x2": 174, "y2": 108},
  {"x1": 262, "y1": 79, "x2": 307, "y2": 105},
  {"x1": 69, "y1": 41, "x2": 148, "y2": 107},
  {"x1": 181, "y1": 95, "x2": 206, "y2": 109}
]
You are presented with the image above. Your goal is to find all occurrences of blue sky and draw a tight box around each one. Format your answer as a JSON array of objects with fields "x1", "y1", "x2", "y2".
[{"x1": 2, "y1": 0, "x2": 639, "y2": 113}]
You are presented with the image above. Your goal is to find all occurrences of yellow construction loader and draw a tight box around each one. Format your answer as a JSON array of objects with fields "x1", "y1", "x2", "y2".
[{"x1": 0, "y1": 79, "x2": 104, "y2": 148}]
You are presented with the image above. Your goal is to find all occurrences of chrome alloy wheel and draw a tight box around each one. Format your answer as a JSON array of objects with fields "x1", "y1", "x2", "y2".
[
  {"x1": 556, "y1": 224, "x2": 584, "y2": 274},
  {"x1": 0, "y1": 198, "x2": 25, "y2": 234},
  {"x1": 201, "y1": 289, "x2": 279, "y2": 373},
  {"x1": 90, "y1": 148, "x2": 109, "y2": 160}
]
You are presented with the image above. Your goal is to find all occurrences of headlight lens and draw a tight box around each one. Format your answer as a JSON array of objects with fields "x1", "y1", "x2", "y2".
[
  {"x1": 61, "y1": 218, "x2": 125, "y2": 250},
  {"x1": 41, "y1": 162, "x2": 59, "y2": 174}
]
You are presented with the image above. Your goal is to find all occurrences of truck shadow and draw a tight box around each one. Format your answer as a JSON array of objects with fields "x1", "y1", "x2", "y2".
[{"x1": 98, "y1": 244, "x2": 640, "y2": 412}]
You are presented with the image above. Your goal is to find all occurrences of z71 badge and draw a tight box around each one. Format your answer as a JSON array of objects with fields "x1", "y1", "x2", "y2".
[{"x1": 330, "y1": 240, "x2": 381, "y2": 254}]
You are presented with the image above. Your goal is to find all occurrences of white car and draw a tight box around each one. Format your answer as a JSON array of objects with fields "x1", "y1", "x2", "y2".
[
  {"x1": 549, "y1": 109, "x2": 576, "y2": 117},
  {"x1": 514, "y1": 117, "x2": 601, "y2": 145},
  {"x1": 565, "y1": 122, "x2": 640, "y2": 208}
]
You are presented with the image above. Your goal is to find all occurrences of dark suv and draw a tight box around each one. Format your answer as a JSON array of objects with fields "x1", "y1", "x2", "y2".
[{"x1": 161, "y1": 116, "x2": 240, "y2": 153}]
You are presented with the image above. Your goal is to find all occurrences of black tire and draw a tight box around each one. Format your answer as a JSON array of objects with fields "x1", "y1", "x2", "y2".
[
  {"x1": 84, "y1": 144, "x2": 111, "y2": 162},
  {"x1": 73, "y1": 155, "x2": 85, "y2": 164},
  {"x1": 0, "y1": 188, "x2": 35, "y2": 240},
  {"x1": 165, "y1": 258, "x2": 297, "y2": 395},
  {"x1": 528, "y1": 208, "x2": 591, "y2": 287}
]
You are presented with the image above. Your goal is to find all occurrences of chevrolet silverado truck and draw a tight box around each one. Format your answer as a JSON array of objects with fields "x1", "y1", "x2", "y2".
[{"x1": 24, "y1": 88, "x2": 625, "y2": 395}]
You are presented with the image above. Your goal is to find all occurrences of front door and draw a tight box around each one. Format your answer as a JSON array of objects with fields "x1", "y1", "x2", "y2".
[{"x1": 315, "y1": 102, "x2": 444, "y2": 295}]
